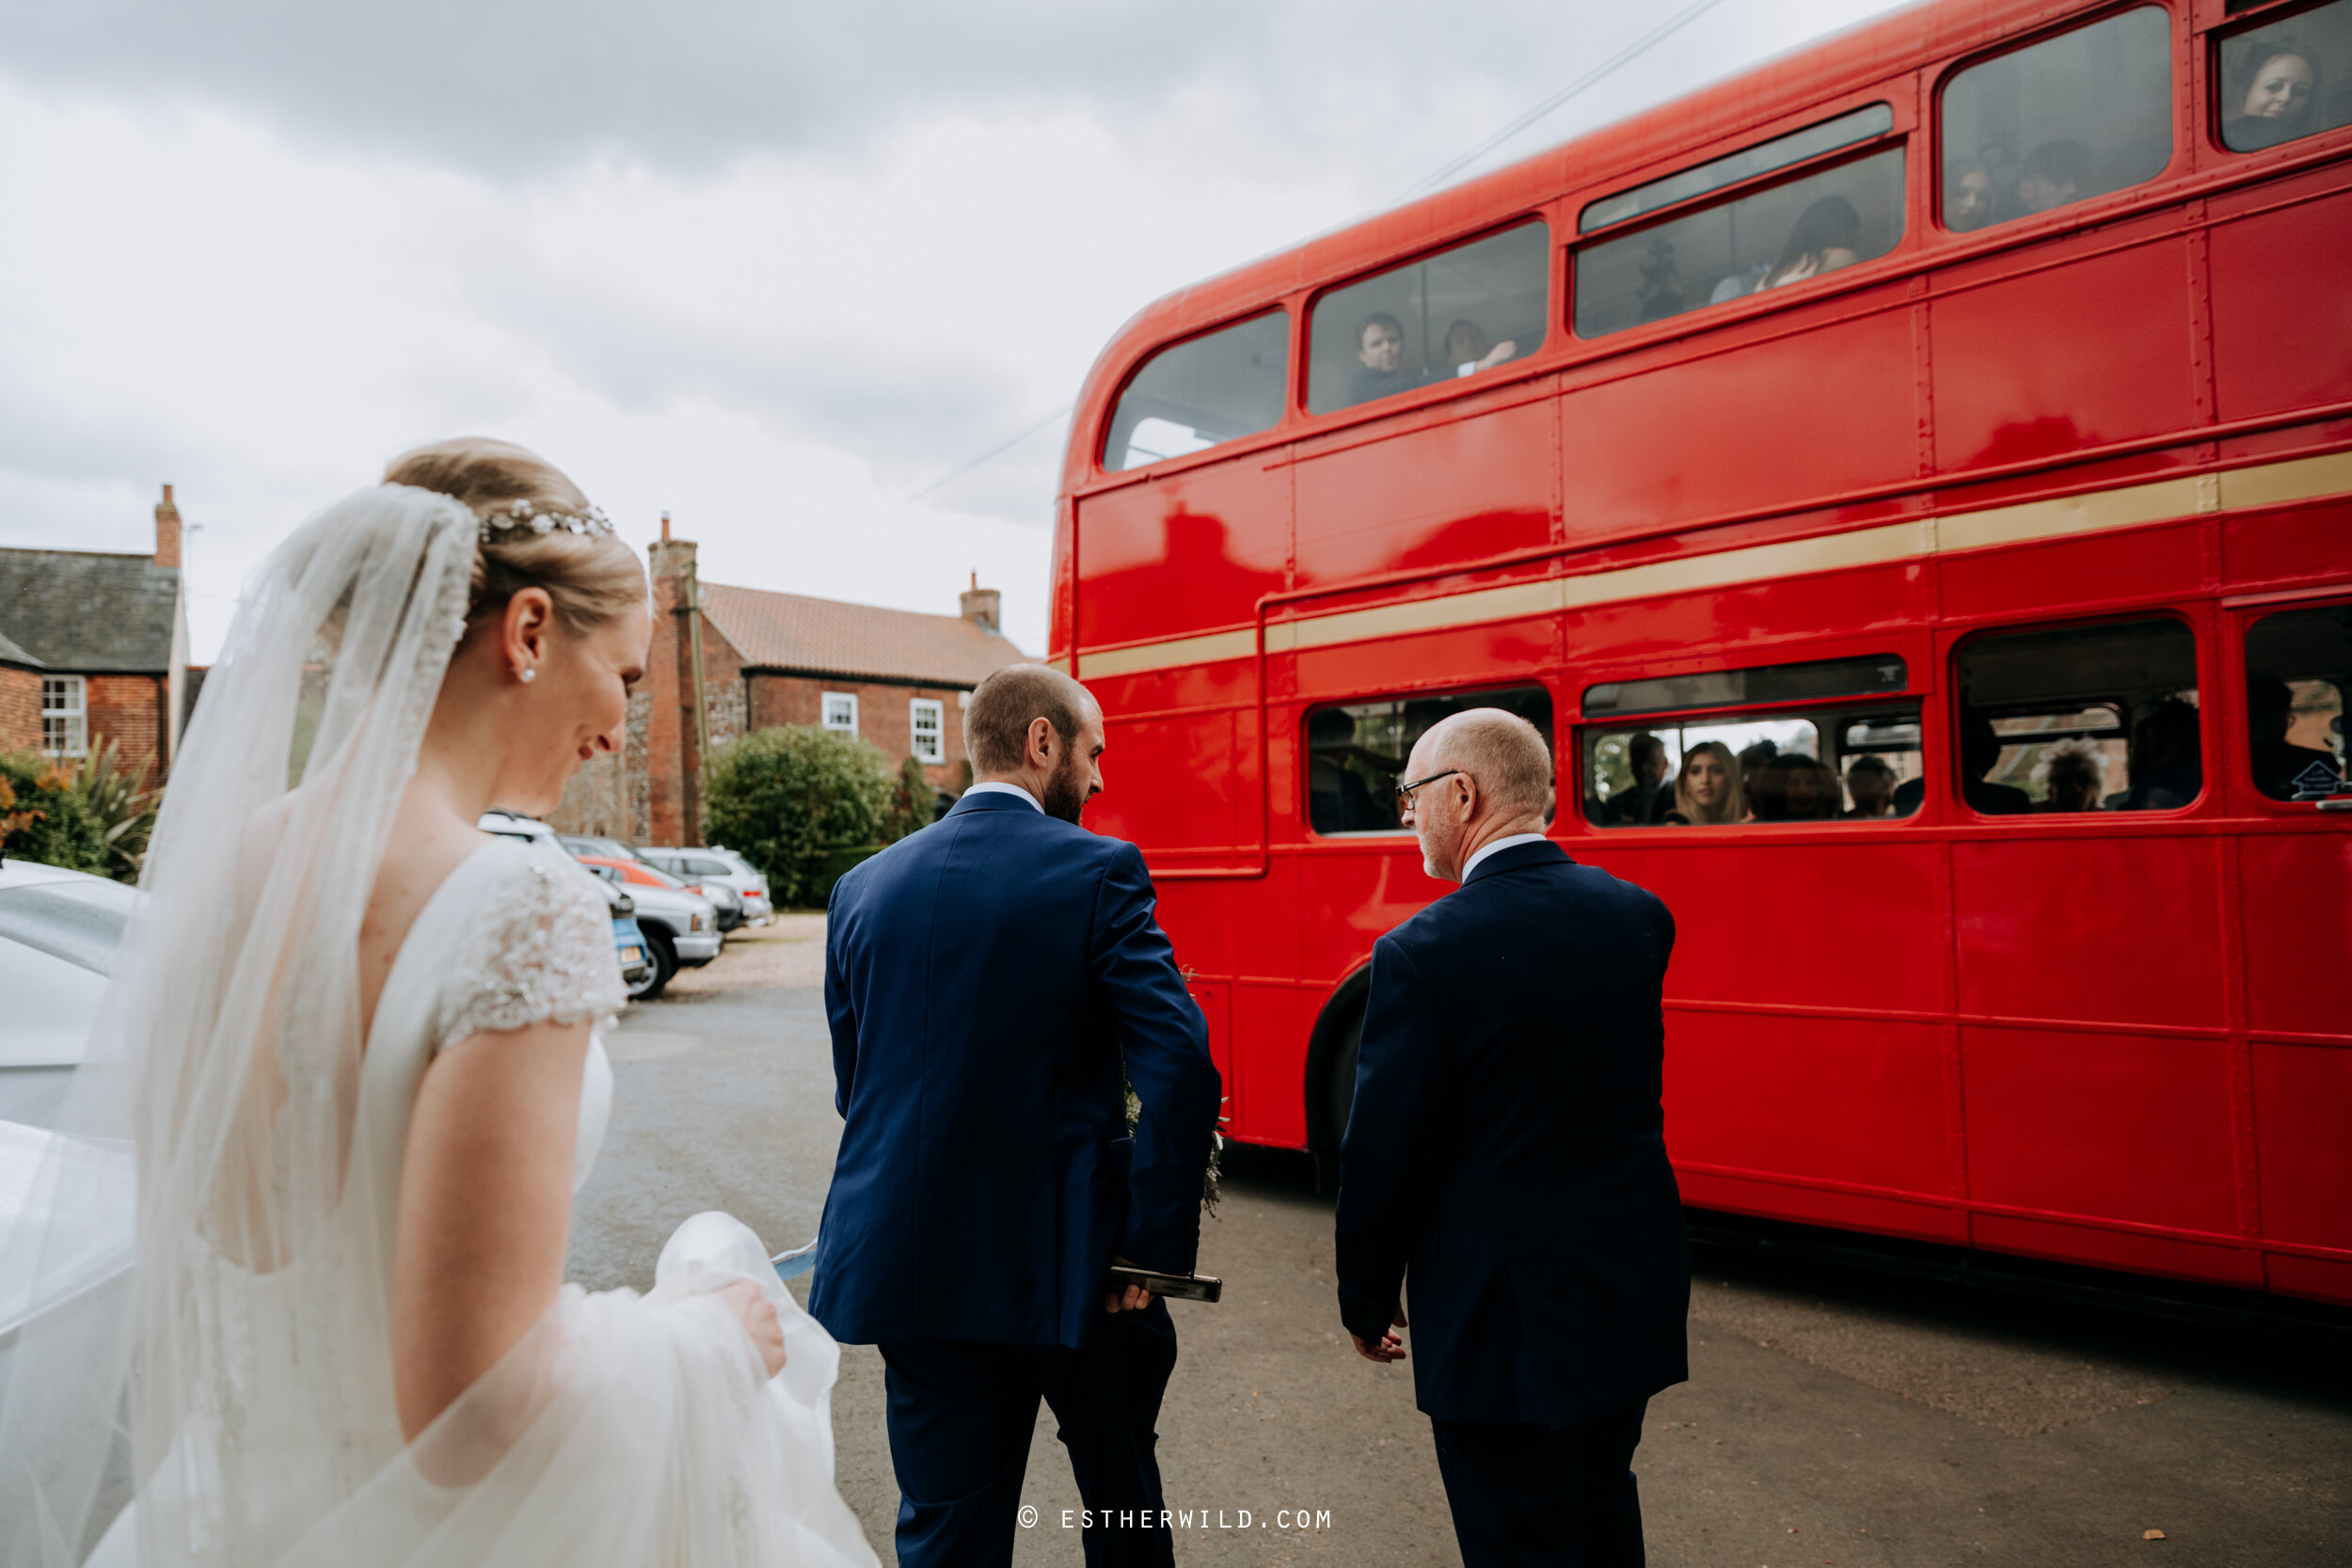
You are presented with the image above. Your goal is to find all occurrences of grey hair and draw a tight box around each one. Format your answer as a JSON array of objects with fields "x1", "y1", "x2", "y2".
[{"x1": 1427, "y1": 708, "x2": 1551, "y2": 818}]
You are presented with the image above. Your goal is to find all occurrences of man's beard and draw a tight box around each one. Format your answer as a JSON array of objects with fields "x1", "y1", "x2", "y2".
[{"x1": 1041, "y1": 755, "x2": 1090, "y2": 824}]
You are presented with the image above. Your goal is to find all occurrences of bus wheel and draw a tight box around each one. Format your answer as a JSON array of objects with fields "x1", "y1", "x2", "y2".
[{"x1": 1316, "y1": 1005, "x2": 1364, "y2": 1193}]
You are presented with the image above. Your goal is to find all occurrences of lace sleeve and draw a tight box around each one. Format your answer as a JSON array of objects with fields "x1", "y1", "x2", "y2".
[{"x1": 435, "y1": 847, "x2": 628, "y2": 1051}]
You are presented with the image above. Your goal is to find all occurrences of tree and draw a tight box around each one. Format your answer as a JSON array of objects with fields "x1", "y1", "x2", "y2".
[
  {"x1": 0, "y1": 752, "x2": 111, "y2": 875},
  {"x1": 887, "y1": 754, "x2": 934, "y2": 840},
  {"x1": 702, "y1": 725, "x2": 898, "y2": 907}
]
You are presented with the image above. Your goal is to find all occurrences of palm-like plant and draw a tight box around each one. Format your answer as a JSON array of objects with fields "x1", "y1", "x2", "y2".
[{"x1": 71, "y1": 739, "x2": 159, "y2": 882}]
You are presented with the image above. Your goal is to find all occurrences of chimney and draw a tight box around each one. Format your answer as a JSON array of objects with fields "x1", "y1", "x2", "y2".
[
  {"x1": 660, "y1": 509, "x2": 671, "y2": 544},
  {"x1": 154, "y1": 483, "x2": 183, "y2": 570},
  {"x1": 960, "y1": 570, "x2": 1001, "y2": 636}
]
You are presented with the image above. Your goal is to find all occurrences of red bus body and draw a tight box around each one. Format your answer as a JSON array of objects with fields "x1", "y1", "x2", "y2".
[{"x1": 1049, "y1": 0, "x2": 2352, "y2": 1303}]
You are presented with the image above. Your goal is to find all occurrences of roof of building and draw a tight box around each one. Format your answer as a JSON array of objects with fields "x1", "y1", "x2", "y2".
[
  {"x1": 0, "y1": 548, "x2": 181, "y2": 673},
  {"x1": 0, "y1": 628, "x2": 40, "y2": 669},
  {"x1": 700, "y1": 582, "x2": 1031, "y2": 687}
]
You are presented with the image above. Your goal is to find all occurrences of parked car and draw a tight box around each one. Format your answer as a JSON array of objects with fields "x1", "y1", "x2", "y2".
[
  {"x1": 563, "y1": 835, "x2": 748, "y2": 931},
  {"x1": 0, "y1": 859, "x2": 136, "y2": 1130},
  {"x1": 477, "y1": 813, "x2": 657, "y2": 995},
  {"x1": 571, "y1": 856, "x2": 721, "y2": 998},
  {"x1": 637, "y1": 846, "x2": 772, "y2": 924}
]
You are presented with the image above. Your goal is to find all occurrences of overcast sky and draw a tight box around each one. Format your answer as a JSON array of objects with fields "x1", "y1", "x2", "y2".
[{"x1": 0, "y1": 0, "x2": 1909, "y2": 661}]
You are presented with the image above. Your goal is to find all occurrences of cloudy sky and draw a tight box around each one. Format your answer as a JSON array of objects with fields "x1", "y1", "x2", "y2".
[{"x1": 0, "y1": 0, "x2": 1909, "y2": 661}]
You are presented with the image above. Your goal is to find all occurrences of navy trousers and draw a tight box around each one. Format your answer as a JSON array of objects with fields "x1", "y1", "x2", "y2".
[
  {"x1": 879, "y1": 1302, "x2": 1178, "y2": 1568},
  {"x1": 1429, "y1": 1402, "x2": 1648, "y2": 1568}
]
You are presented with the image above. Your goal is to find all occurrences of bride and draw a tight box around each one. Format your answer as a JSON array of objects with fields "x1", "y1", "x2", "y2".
[{"x1": 0, "y1": 440, "x2": 880, "y2": 1567}]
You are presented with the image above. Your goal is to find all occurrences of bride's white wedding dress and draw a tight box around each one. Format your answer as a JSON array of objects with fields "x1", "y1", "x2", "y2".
[
  {"x1": 0, "y1": 484, "x2": 879, "y2": 1567},
  {"x1": 88, "y1": 839, "x2": 877, "y2": 1568}
]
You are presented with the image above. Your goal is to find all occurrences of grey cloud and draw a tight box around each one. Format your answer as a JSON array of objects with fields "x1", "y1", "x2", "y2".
[{"x1": 0, "y1": 0, "x2": 1703, "y2": 182}]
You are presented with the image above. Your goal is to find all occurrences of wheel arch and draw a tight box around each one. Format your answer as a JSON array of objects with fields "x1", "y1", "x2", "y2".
[{"x1": 1303, "y1": 962, "x2": 1375, "y2": 1160}]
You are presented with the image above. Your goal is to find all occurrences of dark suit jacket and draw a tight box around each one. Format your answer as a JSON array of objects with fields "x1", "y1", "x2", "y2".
[
  {"x1": 810, "y1": 790, "x2": 1221, "y2": 1349},
  {"x1": 1335, "y1": 839, "x2": 1689, "y2": 1425}
]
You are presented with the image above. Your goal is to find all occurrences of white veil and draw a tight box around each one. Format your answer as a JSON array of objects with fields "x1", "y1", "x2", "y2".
[
  {"x1": 0, "y1": 484, "x2": 482, "y2": 1562},
  {"x1": 0, "y1": 483, "x2": 874, "y2": 1568}
]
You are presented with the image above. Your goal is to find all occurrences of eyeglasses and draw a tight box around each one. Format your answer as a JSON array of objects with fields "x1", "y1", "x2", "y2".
[{"x1": 1393, "y1": 768, "x2": 1463, "y2": 805}]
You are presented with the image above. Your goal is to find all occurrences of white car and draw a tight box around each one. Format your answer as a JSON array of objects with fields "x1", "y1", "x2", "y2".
[
  {"x1": 0, "y1": 859, "x2": 137, "y2": 1130},
  {"x1": 637, "y1": 846, "x2": 772, "y2": 924}
]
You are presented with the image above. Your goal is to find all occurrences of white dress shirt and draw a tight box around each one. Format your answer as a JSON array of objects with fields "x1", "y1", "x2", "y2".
[
  {"x1": 963, "y1": 781, "x2": 1042, "y2": 812},
  {"x1": 1459, "y1": 832, "x2": 1549, "y2": 882}
]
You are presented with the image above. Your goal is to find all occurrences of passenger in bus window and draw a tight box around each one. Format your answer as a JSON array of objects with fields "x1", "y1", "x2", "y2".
[
  {"x1": 1602, "y1": 732, "x2": 1674, "y2": 825},
  {"x1": 1957, "y1": 713, "x2": 2034, "y2": 816},
  {"x1": 2227, "y1": 48, "x2": 2319, "y2": 150},
  {"x1": 2033, "y1": 739, "x2": 2106, "y2": 814},
  {"x1": 2012, "y1": 139, "x2": 2090, "y2": 217},
  {"x1": 1842, "y1": 754, "x2": 1898, "y2": 817},
  {"x1": 1947, "y1": 163, "x2": 1997, "y2": 232},
  {"x1": 1309, "y1": 708, "x2": 1392, "y2": 832},
  {"x1": 1349, "y1": 313, "x2": 1426, "y2": 406},
  {"x1": 1441, "y1": 320, "x2": 1518, "y2": 379},
  {"x1": 1664, "y1": 740, "x2": 1743, "y2": 825},
  {"x1": 1750, "y1": 754, "x2": 1842, "y2": 820},
  {"x1": 1757, "y1": 196, "x2": 1862, "y2": 290},
  {"x1": 2247, "y1": 675, "x2": 2344, "y2": 799},
  {"x1": 2121, "y1": 698, "x2": 2202, "y2": 811}
]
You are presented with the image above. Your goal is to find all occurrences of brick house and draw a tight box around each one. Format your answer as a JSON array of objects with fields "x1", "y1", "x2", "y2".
[
  {"x1": 550, "y1": 518, "x2": 1031, "y2": 846},
  {"x1": 0, "y1": 486, "x2": 191, "y2": 775}
]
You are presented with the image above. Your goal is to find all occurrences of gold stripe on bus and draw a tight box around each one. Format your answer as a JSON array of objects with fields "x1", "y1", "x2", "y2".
[{"x1": 1071, "y1": 451, "x2": 2352, "y2": 677}]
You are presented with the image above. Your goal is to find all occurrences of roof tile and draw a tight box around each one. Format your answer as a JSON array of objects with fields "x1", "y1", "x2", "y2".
[
  {"x1": 0, "y1": 548, "x2": 180, "y2": 673},
  {"x1": 701, "y1": 582, "x2": 1031, "y2": 687}
]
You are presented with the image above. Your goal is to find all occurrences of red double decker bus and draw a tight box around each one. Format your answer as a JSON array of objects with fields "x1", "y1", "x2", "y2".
[{"x1": 1050, "y1": 0, "x2": 2352, "y2": 1303}]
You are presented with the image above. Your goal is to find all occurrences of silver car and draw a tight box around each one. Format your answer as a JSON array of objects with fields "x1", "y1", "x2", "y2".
[
  {"x1": 562, "y1": 836, "x2": 749, "y2": 932},
  {"x1": 638, "y1": 847, "x2": 772, "y2": 924}
]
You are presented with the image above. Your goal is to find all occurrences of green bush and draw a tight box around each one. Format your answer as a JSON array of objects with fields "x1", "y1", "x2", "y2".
[
  {"x1": 704, "y1": 725, "x2": 907, "y2": 907},
  {"x1": 0, "y1": 752, "x2": 111, "y2": 876}
]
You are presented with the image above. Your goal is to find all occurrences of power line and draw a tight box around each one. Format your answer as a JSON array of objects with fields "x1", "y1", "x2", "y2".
[
  {"x1": 902, "y1": 404, "x2": 1072, "y2": 505},
  {"x1": 1401, "y1": 0, "x2": 1737, "y2": 200},
  {"x1": 904, "y1": 1, "x2": 1735, "y2": 503}
]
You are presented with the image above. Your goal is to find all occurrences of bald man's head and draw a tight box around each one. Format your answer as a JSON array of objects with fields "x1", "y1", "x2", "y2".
[{"x1": 1423, "y1": 709, "x2": 1552, "y2": 819}]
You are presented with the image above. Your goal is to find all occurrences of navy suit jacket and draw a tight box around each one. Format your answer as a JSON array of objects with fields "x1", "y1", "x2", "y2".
[
  {"x1": 809, "y1": 790, "x2": 1221, "y2": 1349},
  {"x1": 1334, "y1": 839, "x2": 1689, "y2": 1425}
]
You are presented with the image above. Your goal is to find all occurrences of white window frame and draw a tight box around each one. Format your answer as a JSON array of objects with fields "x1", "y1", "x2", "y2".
[
  {"x1": 41, "y1": 675, "x2": 87, "y2": 757},
  {"x1": 910, "y1": 698, "x2": 946, "y2": 765},
  {"x1": 821, "y1": 691, "x2": 858, "y2": 736}
]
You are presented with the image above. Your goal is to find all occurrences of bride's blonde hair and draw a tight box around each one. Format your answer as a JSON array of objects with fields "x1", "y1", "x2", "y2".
[{"x1": 384, "y1": 436, "x2": 646, "y2": 635}]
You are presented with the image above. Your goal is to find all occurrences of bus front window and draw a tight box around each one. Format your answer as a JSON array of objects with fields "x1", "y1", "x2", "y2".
[{"x1": 1102, "y1": 310, "x2": 1290, "y2": 473}]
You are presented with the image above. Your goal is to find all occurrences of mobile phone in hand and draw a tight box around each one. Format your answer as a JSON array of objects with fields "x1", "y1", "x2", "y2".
[{"x1": 1105, "y1": 1264, "x2": 1223, "y2": 1303}]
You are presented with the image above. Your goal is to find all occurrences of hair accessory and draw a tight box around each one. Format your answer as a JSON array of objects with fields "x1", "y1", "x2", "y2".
[{"x1": 479, "y1": 498, "x2": 616, "y2": 543}]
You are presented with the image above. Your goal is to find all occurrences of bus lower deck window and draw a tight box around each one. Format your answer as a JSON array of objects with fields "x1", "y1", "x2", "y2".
[
  {"x1": 1953, "y1": 618, "x2": 2201, "y2": 814},
  {"x1": 1307, "y1": 687, "x2": 1554, "y2": 835},
  {"x1": 1585, "y1": 708, "x2": 1922, "y2": 827},
  {"x1": 2245, "y1": 605, "x2": 2351, "y2": 800}
]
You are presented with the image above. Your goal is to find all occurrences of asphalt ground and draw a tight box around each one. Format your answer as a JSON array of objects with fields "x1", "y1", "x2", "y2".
[{"x1": 569, "y1": 923, "x2": 2352, "y2": 1567}]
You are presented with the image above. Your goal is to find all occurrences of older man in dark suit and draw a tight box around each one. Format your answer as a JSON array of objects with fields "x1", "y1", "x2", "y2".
[
  {"x1": 812, "y1": 663, "x2": 1221, "y2": 1568},
  {"x1": 1335, "y1": 708, "x2": 1688, "y2": 1568}
]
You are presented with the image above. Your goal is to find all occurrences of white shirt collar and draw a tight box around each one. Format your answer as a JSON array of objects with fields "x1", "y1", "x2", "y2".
[
  {"x1": 1460, "y1": 832, "x2": 1549, "y2": 882},
  {"x1": 964, "y1": 781, "x2": 1043, "y2": 813}
]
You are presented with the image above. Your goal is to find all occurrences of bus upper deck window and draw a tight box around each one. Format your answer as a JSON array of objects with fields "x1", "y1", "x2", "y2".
[
  {"x1": 2218, "y1": 0, "x2": 2352, "y2": 152},
  {"x1": 1102, "y1": 310, "x2": 1289, "y2": 473},
  {"x1": 1939, "y1": 8, "x2": 2171, "y2": 234},
  {"x1": 1306, "y1": 686, "x2": 1553, "y2": 835},
  {"x1": 1571, "y1": 147, "x2": 1905, "y2": 338},
  {"x1": 2245, "y1": 605, "x2": 2351, "y2": 800},
  {"x1": 1953, "y1": 619, "x2": 2201, "y2": 815},
  {"x1": 1305, "y1": 222, "x2": 1549, "y2": 417}
]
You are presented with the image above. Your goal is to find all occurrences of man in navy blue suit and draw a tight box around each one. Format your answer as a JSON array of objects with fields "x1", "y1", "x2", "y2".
[
  {"x1": 1335, "y1": 709, "x2": 1688, "y2": 1568},
  {"x1": 812, "y1": 663, "x2": 1221, "y2": 1568}
]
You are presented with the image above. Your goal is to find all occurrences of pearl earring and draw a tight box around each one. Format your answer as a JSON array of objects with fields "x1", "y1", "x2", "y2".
[{"x1": 518, "y1": 668, "x2": 536, "y2": 684}]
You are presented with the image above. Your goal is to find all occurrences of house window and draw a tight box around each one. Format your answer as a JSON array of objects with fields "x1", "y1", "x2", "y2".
[
  {"x1": 41, "y1": 676, "x2": 86, "y2": 756},
  {"x1": 821, "y1": 691, "x2": 858, "y2": 736},
  {"x1": 910, "y1": 698, "x2": 946, "y2": 765}
]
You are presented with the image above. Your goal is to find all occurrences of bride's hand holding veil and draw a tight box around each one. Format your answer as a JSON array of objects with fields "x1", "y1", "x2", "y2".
[{"x1": 0, "y1": 437, "x2": 876, "y2": 1568}]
